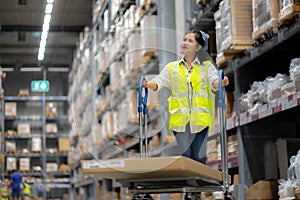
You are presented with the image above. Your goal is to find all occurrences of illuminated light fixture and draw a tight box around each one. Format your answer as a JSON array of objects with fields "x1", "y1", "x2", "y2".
[{"x1": 38, "y1": 1, "x2": 54, "y2": 61}]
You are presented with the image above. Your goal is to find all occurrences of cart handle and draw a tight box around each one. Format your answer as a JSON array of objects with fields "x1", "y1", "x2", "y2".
[
  {"x1": 218, "y1": 70, "x2": 226, "y2": 109},
  {"x1": 138, "y1": 76, "x2": 148, "y2": 115}
]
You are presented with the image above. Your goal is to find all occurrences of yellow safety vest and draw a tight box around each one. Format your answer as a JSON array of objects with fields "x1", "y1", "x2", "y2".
[
  {"x1": 23, "y1": 183, "x2": 31, "y2": 195},
  {"x1": 168, "y1": 61, "x2": 215, "y2": 131}
]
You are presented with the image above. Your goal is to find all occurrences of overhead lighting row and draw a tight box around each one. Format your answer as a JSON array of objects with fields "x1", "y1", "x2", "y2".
[{"x1": 38, "y1": 0, "x2": 54, "y2": 61}]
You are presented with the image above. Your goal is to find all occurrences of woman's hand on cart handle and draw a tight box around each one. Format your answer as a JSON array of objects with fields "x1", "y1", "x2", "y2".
[
  {"x1": 213, "y1": 76, "x2": 229, "y2": 90},
  {"x1": 143, "y1": 80, "x2": 158, "y2": 91}
]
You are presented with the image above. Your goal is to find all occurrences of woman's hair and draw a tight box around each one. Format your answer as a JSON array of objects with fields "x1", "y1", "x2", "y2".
[{"x1": 185, "y1": 30, "x2": 209, "y2": 51}]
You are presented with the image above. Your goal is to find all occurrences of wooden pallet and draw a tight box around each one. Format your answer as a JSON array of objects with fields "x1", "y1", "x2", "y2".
[
  {"x1": 32, "y1": 150, "x2": 42, "y2": 154},
  {"x1": 216, "y1": 49, "x2": 245, "y2": 67},
  {"x1": 20, "y1": 169, "x2": 31, "y2": 173},
  {"x1": 279, "y1": 4, "x2": 300, "y2": 25},
  {"x1": 5, "y1": 150, "x2": 17, "y2": 155}
]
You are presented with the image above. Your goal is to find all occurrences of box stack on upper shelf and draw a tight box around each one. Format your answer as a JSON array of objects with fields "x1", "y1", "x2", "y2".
[
  {"x1": 215, "y1": 0, "x2": 254, "y2": 67},
  {"x1": 252, "y1": 0, "x2": 279, "y2": 42},
  {"x1": 279, "y1": 0, "x2": 300, "y2": 25}
]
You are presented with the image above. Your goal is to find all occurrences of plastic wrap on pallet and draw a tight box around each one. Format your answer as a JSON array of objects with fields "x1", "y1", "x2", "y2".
[
  {"x1": 252, "y1": 0, "x2": 279, "y2": 40},
  {"x1": 215, "y1": 0, "x2": 253, "y2": 53},
  {"x1": 103, "y1": 9, "x2": 109, "y2": 33},
  {"x1": 6, "y1": 157, "x2": 16, "y2": 171},
  {"x1": 140, "y1": 15, "x2": 159, "y2": 56},
  {"x1": 102, "y1": 111, "x2": 115, "y2": 140},
  {"x1": 5, "y1": 141, "x2": 16, "y2": 153},
  {"x1": 110, "y1": 62, "x2": 125, "y2": 93},
  {"x1": 128, "y1": 32, "x2": 143, "y2": 69},
  {"x1": 111, "y1": 0, "x2": 120, "y2": 22},
  {"x1": 289, "y1": 58, "x2": 300, "y2": 90},
  {"x1": 19, "y1": 158, "x2": 30, "y2": 172},
  {"x1": 96, "y1": 50, "x2": 108, "y2": 74},
  {"x1": 279, "y1": 0, "x2": 297, "y2": 10},
  {"x1": 117, "y1": 97, "x2": 130, "y2": 132},
  {"x1": 32, "y1": 137, "x2": 41, "y2": 153},
  {"x1": 129, "y1": 89, "x2": 138, "y2": 123},
  {"x1": 240, "y1": 73, "x2": 292, "y2": 112}
]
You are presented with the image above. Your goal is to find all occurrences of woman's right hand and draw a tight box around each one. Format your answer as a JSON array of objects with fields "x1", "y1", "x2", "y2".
[
  {"x1": 142, "y1": 80, "x2": 148, "y2": 88},
  {"x1": 143, "y1": 80, "x2": 158, "y2": 91}
]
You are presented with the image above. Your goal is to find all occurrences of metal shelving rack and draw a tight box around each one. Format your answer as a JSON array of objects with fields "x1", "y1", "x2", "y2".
[{"x1": 1, "y1": 68, "x2": 70, "y2": 200}]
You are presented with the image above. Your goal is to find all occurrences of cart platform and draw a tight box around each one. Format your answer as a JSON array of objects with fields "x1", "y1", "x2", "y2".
[{"x1": 81, "y1": 156, "x2": 224, "y2": 194}]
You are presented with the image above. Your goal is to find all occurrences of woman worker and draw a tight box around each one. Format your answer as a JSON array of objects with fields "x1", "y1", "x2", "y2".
[{"x1": 143, "y1": 30, "x2": 229, "y2": 164}]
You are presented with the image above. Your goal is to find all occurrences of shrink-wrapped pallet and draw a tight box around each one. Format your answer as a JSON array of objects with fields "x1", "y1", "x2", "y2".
[
  {"x1": 128, "y1": 32, "x2": 143, "y2": 69},
  {"x1": 117, "y1": 97, "x2": 131, "y2": 132},
  {"x1": 129, "y1": 90, "x2": 138, "y2": 123},
  {"x1": 17, "y1": 123, "x2": 30, "y2": 135},
  {"x1": 19, "y1": 158, "x2": 30, "y2": 172},
  {"x1": 5, "y1": 102, "x2": 17, "y2": 117},
  {"x1": 96, "y1": 50, "x2": 108, "y2": 74},
  {"x1": 279, "y1": 0, "x2": 300, "y2": 23},
  {"x1": 110, "y1": 62, "x2": 125, "y2": 93},
  {"x1": 207, "y1": 139, "x2": 218, "y2": 162},
  {"x1": 18, "y1": 88, "x2": 29, "y2": 97},
  {"x1": 5, "y1": 141, "x2": 16, "y2": 153},
  {"x1": 6, "y1": 157, "x2": 16, "y2": 171},
  {"x1": 32, "y1": 137, "x2": 42, "y2": 153},
  {"x1": 140, "y1": 15, "x2": 159, "y2": 58},
  {"x1": 252, "y1": 0, "x2": 279, "y2": 40},
  {"x1": 228, "y1": 134, "x2": 238, "y2": 157},
  {"x1": 215, "y1": 0, "x2": 253, "y2": 53},
  {"x1": 101, "y1": 111, "x2": 115, "y2": 140},
  {"x1": 46, "y1": 123, "x2": 58, "y2": 134},
  {"x1": 46, "y1": 163, "x2": 58, "y2": 172}
]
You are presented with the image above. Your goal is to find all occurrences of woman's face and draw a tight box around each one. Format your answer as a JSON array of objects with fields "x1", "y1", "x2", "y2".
[{"x1": 180, "y1": 33, "x2": 200, "y2": 56}]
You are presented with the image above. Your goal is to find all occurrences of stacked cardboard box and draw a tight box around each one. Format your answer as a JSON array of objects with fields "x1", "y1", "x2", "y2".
[
  {"x1": 46, "y1": 123, "x2": 58, "y2": 134},
  {"x1": 32, "y1": 137, "x2": 42, "y2": 153},
  {"x1": 215, "y1": 0, "x2": 253, "y2": 66},
  {"x1": 19, "y1": 158, "x2": 30, "y2": 172},
  {"x1": 5, "y1": 102, "x2": 17, "y2": 116},
  {"x1": 246, "y1": 180, "x2": 278, "y2": 199},
  {"x1": 252, "y1": 0, "x2": 279, "y2": 40},
  {"x1": 6, "y1": 157, "x2": 16, "y2": 171},
  {"x1": 58, "y1": 138, "x2": 70, "y2": 152},
  {"x1": 140, "y1": 15, "x2": 159, "y2": 63},
  {"x1": 17, "y1": 123, "x2": 31, "y2": 135},
  {"x1": 5, "y1": 141, "x2": 16, "y2": 153},
  {"x1": 46, "y1": 163, "x2": 58, "y2": 172},
  {"x1": 279, "y1": 0, "x2": 300, "y2": 24}
]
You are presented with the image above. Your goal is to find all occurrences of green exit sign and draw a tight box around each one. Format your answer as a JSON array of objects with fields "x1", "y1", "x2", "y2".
[{"x1": 31, "y1": 80, "x2": 49, "y2": 92}]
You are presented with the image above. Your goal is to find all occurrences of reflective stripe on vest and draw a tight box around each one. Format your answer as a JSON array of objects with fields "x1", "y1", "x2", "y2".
[{"x1": 168, "y1": 61, "x2": 215, "y2": 131}]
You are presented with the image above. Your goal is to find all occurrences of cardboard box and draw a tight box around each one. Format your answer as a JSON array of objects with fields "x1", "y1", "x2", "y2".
[
  {"x1": 5, "y1": 102, "x2": 17, "y2": 116},
  {"x1": 246, "y1": 180, "x2": 278, "y2": 200},
  {"x1": 46, "y1": 123, "x2": 58, "y2": 134},
  {"x1": 6, "y1": 157, "x2": 16, "y2": 171},
  {"x1": 19, "y1": 158, "x2": 30, "y2": 171},
  {"x1": 46, "y1": 102, "x2": 58, "y2": 117},
  {"x1": 46, "y1": 163, "x2": 58, "y2": 172},
  {"x1": 5, "y1": 141, "x2": 16, "y2": 153},
  {"x1": 17, "y1": 123, "x2": 31, "y2": 135},
  {"x1": 81, "y1": 156, "x2": 222, "y2": 181},
  {"x1": 32, "y1": 137, "x2": 42, "y2": 153},
  {"x1": 58, "y1": 138, "x2": 70, "y2": 152},
  {"x1": 18, "y1": 88, "x2": 29, "y2": 97}
]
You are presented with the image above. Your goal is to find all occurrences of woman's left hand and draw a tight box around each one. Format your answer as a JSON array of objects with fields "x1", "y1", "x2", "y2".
[{"x1": 222, "y1": 76, "x2": 229, "y2": 86}]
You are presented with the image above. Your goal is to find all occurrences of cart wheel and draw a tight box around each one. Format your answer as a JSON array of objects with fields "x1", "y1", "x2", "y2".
[
  {"x1": 132, "y1": 194, "x2": 141, "y2": 200},
  {"x1": 224, "y1": 192, "x2": 235, "y2": 200},
  {"x1": 143, "y1": 194, "x2": 154, "y2": 200},
  {"x1": 184, "y1": 193, "x2": 193, "y2": 200}
]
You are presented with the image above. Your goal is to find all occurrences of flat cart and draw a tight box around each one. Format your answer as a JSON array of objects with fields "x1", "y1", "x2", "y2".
[{"x1": 81, "y1": 70, "x2": 234, "y2": 200}]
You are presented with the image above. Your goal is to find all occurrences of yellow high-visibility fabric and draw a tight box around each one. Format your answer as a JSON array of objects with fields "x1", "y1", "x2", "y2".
[{"x1": 168, "y1": 61, "x2": 215, "y2": 131}]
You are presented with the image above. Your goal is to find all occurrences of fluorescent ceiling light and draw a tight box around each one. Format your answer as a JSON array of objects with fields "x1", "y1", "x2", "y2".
[
  {"x1": 39, "y1": 39, "x2": 47, "y2": 48},
  {"x1": 38, "y1": 53, "x2": 44, "y2": 61},
  {"x1": 20, "y1": 67, "x2": 43, "y2": 72},
  {"x1": 41, "y1": 31, "x2": 48, "y2": 40},
  {"x1": 42, "y1": 23, "x2": 50, "y2": 32},
  {"x1": 44, "y1": 14, "x2": 52, "y2": 24},
  {"x1": 47, "y1": 67, "x2": 69, "y2": 72},
  {"x1": 47, "y1": 0, "x2": 54, "y2": 3},
  {"x1": 2, "y1": 67, "x2": 14, "y2": 72},
  {"x1": 45, "y1": 4, "x2": 53, "y2": 14}
]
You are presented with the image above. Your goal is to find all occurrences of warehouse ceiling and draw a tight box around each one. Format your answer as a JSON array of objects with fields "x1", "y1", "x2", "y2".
[{"x1": 0, "y1": 0, "x2": 92, "y2": 71}]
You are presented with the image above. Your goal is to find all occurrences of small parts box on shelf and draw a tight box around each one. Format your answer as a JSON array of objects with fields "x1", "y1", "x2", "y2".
[
  {"x1": 17, "y1": 123, "x2": 31, "y2": 135},
  {"x1": 5, "y1": 102, "x2": 17, "y2": 117},
  {"x1": 46, "y1": 102, "x2": 58, "y2": 117}
]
